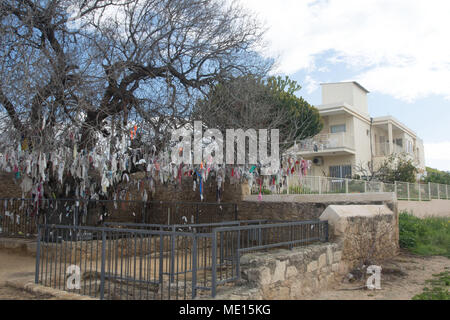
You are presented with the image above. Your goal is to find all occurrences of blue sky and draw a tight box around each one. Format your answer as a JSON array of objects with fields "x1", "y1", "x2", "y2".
[{"x1": 241, "y1": 0, "x2": 450, "y2": 171}]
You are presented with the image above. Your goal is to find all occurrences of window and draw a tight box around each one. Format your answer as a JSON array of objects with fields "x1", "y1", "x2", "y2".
[
  {"x1": 330, "y1": 124, "x2": 346, "y2": 133},
  {"x1": 394, "y1": 138, "x2": 403, "y2": 147},
  {"x1": 329, "y1": 165, "x2": 352, "y2": 178},
  {"x1": 406, "y1": 140, "x2": 413, "y2": 153}
]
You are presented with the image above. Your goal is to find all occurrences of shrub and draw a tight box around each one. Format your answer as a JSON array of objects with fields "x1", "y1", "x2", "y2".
[{"x1": 399, "y1": 211, "x2": 450, "y2": 258}]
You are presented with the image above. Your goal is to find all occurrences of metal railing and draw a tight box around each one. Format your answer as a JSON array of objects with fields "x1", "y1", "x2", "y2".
[
  {"x1": 253, "y1": 175, "x2": 450, "y2": 201},
  {"x1": 210, "y1": 220, "x2": 328, "y2": 296},
  {"x1": 292, "y1": 133, "x2": 355, "y2": 153},
  {"x1": 0, "y1": 199, "x2": 238, "y2": 238},
  {"x1": 35, "y1": 219, "x2": 328, "y2": 300}
]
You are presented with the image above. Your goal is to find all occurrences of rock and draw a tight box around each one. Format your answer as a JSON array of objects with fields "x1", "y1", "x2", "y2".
[
  {"x1": 333, "y1": 251, "x2": 342, "y2": 261},
  {"x1": 307, "y1": 261, "x2": 318, "y2": 272},
  {"x1": 286, "y1": 266, "x2": 297, "y2": 278},
  {"x1": 318, "y1": 254, "x2": 327, "y2": 268},
  {"x1": 272, "y1": 260, "x2": 286, "y2": 282},
  {"x1": 326, "y1": 246, "x2": 333, "y2": 265}
]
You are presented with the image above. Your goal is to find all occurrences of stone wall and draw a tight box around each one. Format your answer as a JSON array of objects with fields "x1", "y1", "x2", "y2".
[
  {"x1": 214, "y1": 243, "x2": 344, "y2": 300},
  {"x1": 213, "y1": 204, "x2": 399, "y2": 300},
  {"x1": 320, "y1": 205, "x2": 399, "y2": 269}
]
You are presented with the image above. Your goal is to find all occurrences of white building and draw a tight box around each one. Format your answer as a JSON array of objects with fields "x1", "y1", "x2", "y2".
[{"x1": 292, "y1": 81, "x2": 426, "y2": 179}]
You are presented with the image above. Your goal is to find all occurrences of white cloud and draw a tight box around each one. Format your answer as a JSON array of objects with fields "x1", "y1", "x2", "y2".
[
  {"x1": 241, "y1": 0, "x2": 450, "y2": 102},
  {"x1": 424, "y1": 141, "x2": 450, "y2": 171},
  {"x1": 304, "y1": 75, "x2": 319, "y2": 94}
]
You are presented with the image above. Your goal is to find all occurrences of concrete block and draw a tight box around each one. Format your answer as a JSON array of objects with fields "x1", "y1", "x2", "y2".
[{"x1": 319, "y1": 205, "x2": 394, "y2": 237}]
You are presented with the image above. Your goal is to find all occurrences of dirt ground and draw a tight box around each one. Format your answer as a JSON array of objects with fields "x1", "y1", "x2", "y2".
[
  {"x1": 308, "y1": 251, "x2": 449, "y2": 300},
  {"x1": 0, "y1": 251, "x2": 57, "y2": 300},
  {"x1": 0, "y1": 250, "x2": 448, "y2": 300}
]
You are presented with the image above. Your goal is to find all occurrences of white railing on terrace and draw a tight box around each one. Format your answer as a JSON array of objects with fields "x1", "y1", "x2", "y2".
[
  {"x1": 293, "y1": 132, "x2": 355, "y2": 153},
  {"x1": 374, "y1": 142, "x2": 416, "y2": 157},
  {"x1": 251, "y1": 175, "x2": 450, "y2": 201}
]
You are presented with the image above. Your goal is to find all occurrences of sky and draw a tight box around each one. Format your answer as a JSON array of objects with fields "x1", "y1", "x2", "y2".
[{"x1": 241, "y1": 0, "x2": 450, "y2": 171}]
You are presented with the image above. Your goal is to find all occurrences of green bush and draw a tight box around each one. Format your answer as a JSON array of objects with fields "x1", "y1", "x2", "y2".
[{"x1": 399, "y1": 211, "x2": 450, "y2": 258}]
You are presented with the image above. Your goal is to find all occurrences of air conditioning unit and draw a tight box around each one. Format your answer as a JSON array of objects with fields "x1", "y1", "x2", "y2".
[{"x1": 313, "y1": 157, "x2": 323, "y2": 166}]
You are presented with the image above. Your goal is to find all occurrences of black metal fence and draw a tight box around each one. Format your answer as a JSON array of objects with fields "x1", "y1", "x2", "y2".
[
  {"x1": 35, "y1": 220, "x2": 328, "y2": 300},
  {"x1": 0, "y1": 198, "x2": 238, "y2": 238}
]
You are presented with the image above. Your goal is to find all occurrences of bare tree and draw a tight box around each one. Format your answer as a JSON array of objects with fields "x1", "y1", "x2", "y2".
[
  {"x1": 0, "y1": 0, "x2": 271, "y2": 153},
  {"x1": 192, "y1": 75, "x2": 323, "y2": 155}
]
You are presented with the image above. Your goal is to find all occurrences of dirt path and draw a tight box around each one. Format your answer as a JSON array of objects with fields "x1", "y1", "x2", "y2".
[
  {"x1": 0, "y1": 251, "x2": 55, "y2": 300},
  {"x1": 308, "y1": 252, "x2": 449, "y2": 300}
]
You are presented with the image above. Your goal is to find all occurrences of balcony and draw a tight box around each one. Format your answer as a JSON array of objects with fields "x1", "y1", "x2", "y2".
[
  {"x1": 374, "y1": 142, "x2": 415, "y2": 158},
  {"x1": 292, "y1": 133, "x2": 355, "y2": 156}
]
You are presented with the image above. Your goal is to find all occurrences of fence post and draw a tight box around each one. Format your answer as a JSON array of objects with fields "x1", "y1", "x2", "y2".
[
  {"x1": 364, "y1": 180, "x2": 367, "y2": 193},
  {"x1": 446, "y1": 185, "x2": 449, "y2": 200},
  {"x1": 287, "y1": 176, "x2": 290, "y2": 194},
  {"x1": 395, "y1": 181, "x2": 398, "y2": 198},
  {"x1": 74, "y1": 200, "x2": 79, "y2": 227},
  {"x1": 345, "y1": 179, "x2": 349, "y2": 194},
  {"x1": 428, "y1": 182, "x2": 432, "y2": 200},
  {"x1": 211, "y1": 234, "x2": 217, "y2": 298},
  {"x1": 236, "y1": 230, "x2": 241, "y2": 280},
  {"x1": 234, "y1": 204, "x2": 238, "y2": 221},
  {"x1": 100, "y1": 230, "x2": 106, "y2": 300},
  {"x1": 407, "y1": 183, "x2": 410, "y2": 201},
  {"x1": 437, "y1": 184, "x2": 440, "y2": 199},
  {"x1": 318, "y1": 176, "x2": 321, "y2": 194},
  {"x1": 35, "y1": 225, "x2": 41, "y2": 284},
  {"x1": 191, "y1": 235, "x2": 197, "y2": 299},
  {"x1": 418, "y1": 183, "x2": 421, "y2": 202},
  {"x1": 170, "y1": 226, "x2": 175, "y2": 283}
]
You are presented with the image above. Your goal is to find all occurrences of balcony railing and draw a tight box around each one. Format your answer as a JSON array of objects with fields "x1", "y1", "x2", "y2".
[
  {"x1": 374, "y1": 142, "x2": 415, "y2": 157},
  {"x1": 293, "y1": 132, "x2": 355, "y2": 153}
]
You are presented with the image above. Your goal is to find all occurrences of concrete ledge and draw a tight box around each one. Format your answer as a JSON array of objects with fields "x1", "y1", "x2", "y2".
[
  {"x1": 0, "y1": 237, "x2": 37, "y2": 256},
  {"x1": 4, "y1": 278, "x2": 98, "y2": 300},
  {"x1": 319, "y1": 205, "x2": 393, "y2": 237},
  {"x1": 244, "y1": 192, "x2": 396, "y2": 203}
]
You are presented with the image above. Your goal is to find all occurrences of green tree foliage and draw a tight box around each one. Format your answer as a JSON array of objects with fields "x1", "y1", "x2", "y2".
[
  {"x1": 378, "y1": 154, "x2": 419, "y2": 183},
  {"x1": 192, "y1": 75, "x2": 323, "y2": 153},
  {"x1": 266, "y1": 76, "x2": 323, "y2": 146},
  {"x1": 423, "y1": 167, "x2": 450, "y2": 185}
]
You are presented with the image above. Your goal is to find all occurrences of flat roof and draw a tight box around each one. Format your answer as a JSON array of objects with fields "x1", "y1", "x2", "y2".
[
  {"x1": 372, "y1": 115, "x2": 417, "y2": 137},
  {"x1": 320, "y1": 81, "x2": 370, "y2": 94}
]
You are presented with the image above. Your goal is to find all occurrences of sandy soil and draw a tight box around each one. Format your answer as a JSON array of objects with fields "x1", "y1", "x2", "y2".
[
  {"x1": 0, "y1": 251, "x2": 56, "y2": 300},
  {"x1": 308, "y1": 251, "x2": 449, "y2": 300}
]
